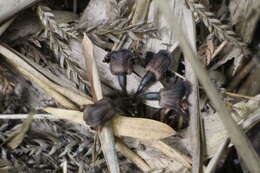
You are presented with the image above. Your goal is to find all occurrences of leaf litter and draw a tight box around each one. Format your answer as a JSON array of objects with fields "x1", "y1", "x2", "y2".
[{"x1": 0, "y1": 0, "x2": 260, "y2": 172}]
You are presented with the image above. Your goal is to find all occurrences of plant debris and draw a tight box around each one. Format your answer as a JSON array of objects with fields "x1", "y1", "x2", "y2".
[{"x1": 0, "y1": 0, "x2": 260, "y2": 172}]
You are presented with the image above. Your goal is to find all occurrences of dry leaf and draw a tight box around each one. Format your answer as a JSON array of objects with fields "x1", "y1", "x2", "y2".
[
  {"x1": 43, "y1": 107, "x2": 85, "y2": 125},
  {"x1": 44, "y1": 107, "x2": 175, "y2": 140},
  {"x1": 5, "y1": 113, "x2": 34, "y2": 149},
  {"x1": 52, "y1": 84, "x2": 93, "y2": 106},
  {"x1": 82, "y1": 34, "x2": 103, "y2": 101},
  {"x1": 82, "y1": 34, "x2": 120, "y2": 173},
  {"x1": 205, "y1": 38, "x2": 214, "y2": 65},
  {"x1": 115, "y1": 139, "x2": 151, "y2": 172},
  {"x1": 147, "y1": 140, "x2": 191, "y2": 169},
  {"x1": 0, "y1": 44, "x2": 81, "y2": 109},
  {"x1": 18, "y1": 67, "x2": 78, "y2": 109},
  {"x1": 112, "y1": 115, "x2": 175, "y2": 139}
]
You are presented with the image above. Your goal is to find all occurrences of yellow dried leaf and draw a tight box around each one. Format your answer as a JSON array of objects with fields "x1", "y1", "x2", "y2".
[
  {"x1": 44, "y1": 107, "x2": 85, "y2": 125},
  {"x1": 112, "y1": 115, "x2": 176, "y2": 139},
  {"x1": 82, "y1": 35, "x2": 120, "y2": 173},
  {"x1": 44, "y1": 108, "x2": 175, "y2": 140},
  {"x1": 147, "y1": 140, "x2": 191, "y2": 168},
  {"x1": 115, "y1": 139, "x2": 151, "y2": 172},
  {"x1": 5, "y1": 112, "x2": 34, "y2": 149}
]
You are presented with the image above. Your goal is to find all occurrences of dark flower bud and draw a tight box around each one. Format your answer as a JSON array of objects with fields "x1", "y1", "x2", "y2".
[
  {"x1": 159, "y1": 79, "x2": 191, "y2": 111},
  {"x1": 104, "y1": 49, "x2": 135, "y2": 94},
  {"x1": 104, "y1": 49, "x2": 135, "y2": 75},
  {"x1": 83, "y1": 98, "x2": 116, "y2": 128},
  {"x1": 136, "y1": 50, "x2": 171, "y2": 94}
]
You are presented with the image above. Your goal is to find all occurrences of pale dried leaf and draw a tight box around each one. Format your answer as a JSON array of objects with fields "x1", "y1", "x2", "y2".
[
  {"x1": 115, "y1": 139, "x2": 151, "y2": 172},
  {"x1": 52, "y1": 84, "x2": 93, "y2": 106},
  {"x1": 204, "y1": 94, "x2": 260, "y2": 157},
  {"x1": 43, "y1": 108, "x2": 175, "y2": 140},
  {"x1": 5, "y1": 113, "x2": 34, "y2": 149},
  {"x1": 147, "y1": 140, "x2": 191, "y2": 169},
  {"x1": 112, "y1": 115, "x2": 175, "y2": 139},
  {"x1": 82, "y1": 34, "x2": 103, "y2": 101},
  {"x1": 43, "y1": 107, "x2": 85, "y2": 125},
  {"x1": 18, "y1": 67, "x2": 78, "y2": 109},
  {"x1": 0, "y1": 44, "x2": 78, "y2": 109}
]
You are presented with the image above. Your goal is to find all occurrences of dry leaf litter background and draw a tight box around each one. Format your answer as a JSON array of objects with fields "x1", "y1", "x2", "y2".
[{"x1": 0, "y1": 0, "x2": 260, "y2": 173}]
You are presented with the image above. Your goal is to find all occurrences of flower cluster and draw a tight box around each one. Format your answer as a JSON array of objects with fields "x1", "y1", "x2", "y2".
[{"x1": 84, "y1": 49, "x2": 191, "y2": 129}]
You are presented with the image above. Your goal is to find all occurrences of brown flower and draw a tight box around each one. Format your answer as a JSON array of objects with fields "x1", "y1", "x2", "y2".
[
  {"x1": 83, "y1": 98, "x2": 116, "y2": 128},
  {"x1": 159, "y1": 80, "x2": 191, "y2": 111},
  {"x1": 104, "y1": 49, "x2": 135, "y2": 93},
  {"x1": 104, "y1": 49, "x2": 135, "y2": 75},
  {"x1": 145, "y1": 50, "x2": 171, "y2": 80},
  {"x1": 136, "y1": 50, "x2": 171, "y2": 94}
]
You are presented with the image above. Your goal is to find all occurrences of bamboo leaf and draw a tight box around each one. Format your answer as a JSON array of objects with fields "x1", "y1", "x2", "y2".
[
  {"x1": 43, "y1": 107, "x2": 175, "y2": 140},
  {"x1": 82, "y1": 34, "x2": 103, "y2": 101},
  {"x1": 115, "y1": 139, "x2": 151, "y2": 172},
  {"x1": 112, "y1": 115, "x2": 175, "y2": 139},
  {"x1": 43, "y1": 107, "x2": 85, "y2": 126},
  {"x1": 82, "y1": 34, "x2": 119, "y2": 173}
]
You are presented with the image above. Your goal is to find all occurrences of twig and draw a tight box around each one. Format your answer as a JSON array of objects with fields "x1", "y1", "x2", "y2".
[
  {"x1": 228, "y1": 58, "x2": 256, "y2": 90},
  {"x1": 0, "y1": 114, "x2": 57, "y2": 119},
  {"x1": 157, "y1": 1, "x2": 260, "y2": 173},
  {"x1": 205, "y1": 138, "x2": 230, "y2": 173},
  {"x1": 211, "y1": 40, "x2": 227, "y2": 59},
  {"x1": 224, "y1": 92, "x2": 253, "y2": 100},
  {"x1": 184, "y1": 17, "x2": 203, "y2": 173},
  {"x1": 116, "y1": 139, "x2": 151, "y2": 172}
]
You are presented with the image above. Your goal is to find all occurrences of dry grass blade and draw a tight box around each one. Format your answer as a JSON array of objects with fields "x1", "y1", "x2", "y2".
[
  {"x1": 205, "y1": 138, "x2": 230, "y2": 173},
  {"x1": 147, "y1": 140, "x2": 192, "y2": 169},
  {"x1": 0, "y1": 44, "x2": 80, "y2": 109},
  {"x1": 82, "y1": 34, "x2": 120, "y2": 173},
  {"x1": 115, "y1": 139, "x2": 151, "y2": 172},
  {"x1": 112, "y1": 115, "x2": 175, "y2": 139},
  {"x1": 43, "y1": 107, "x2": 85, "y2": 126},
  {"x1": 18, "y1": 67, "x2": 78, "y2": 109},
  {"x1": 82, "y1": 34, "x2": 103, "y2": 101},
  {"x1": 43, "y1": 107, "x2": 174, "y2": 140},
  {"x1": 52, "y1": 84, "x2": 93, "y2": 106},
  {"x1": 182, "y1": 4, "x2": 203, "y2": 173},
  {"x1": 0, "y1": 43, "x2": 93, "y2": 106},
  {"x1": 157, "y1": 1, "x2": 260, "y2": 172},
  {"x1": 4, "y1": 112, "x2": 34, "y2": 149}
]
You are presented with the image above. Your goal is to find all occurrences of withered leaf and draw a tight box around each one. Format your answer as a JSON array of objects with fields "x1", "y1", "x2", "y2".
[
  {"x1": 43, "y1": 107, "x2": 85, "y2": 126},
  {"x1": 112, "y1": 115, "x2": 176, "y2": 139},
  {"x1": 82, "y1": 34, "x2": 103, "y2": 101},
  {"x1": 44, "y1": 107, "x2": 176, "y2": 140},
  {"x1": 4, "y1": 112, "x2": 34, "y2": 149}
]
